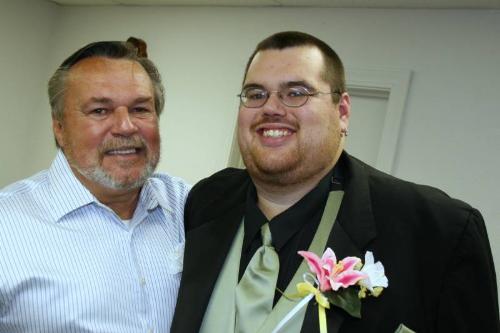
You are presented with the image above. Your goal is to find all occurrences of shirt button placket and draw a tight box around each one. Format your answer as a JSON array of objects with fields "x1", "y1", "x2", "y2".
[{"x1": 130, "y1": 223, "x2": 153, "y2": 333}]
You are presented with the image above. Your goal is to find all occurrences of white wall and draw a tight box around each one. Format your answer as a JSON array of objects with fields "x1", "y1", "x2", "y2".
[
  {"x1": 0, "y1": 0, "x2": 59, "y2": 186},
  {"x1": 1, "y1": 4, "x2": 499, "y2": 298}
]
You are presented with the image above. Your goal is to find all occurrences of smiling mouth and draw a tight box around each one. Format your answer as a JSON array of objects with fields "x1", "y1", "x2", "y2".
[
  {"x1": 106, "y1": 147, "x2": 142, "y2": 155},
  {"x1": 261, "y1": 128, "x2": 293, "y2": 138}
]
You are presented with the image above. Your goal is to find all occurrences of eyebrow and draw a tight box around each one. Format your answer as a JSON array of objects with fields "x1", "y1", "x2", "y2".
[
  {"x1": 242, "y1": 80, "x2": 315, "y2": 91},
  {"x1": 283, "y1": 80, "x2": 315, "y2": 90},
  {"x1": 242, "y1": 83, "x2": 265, "y2": 90},
  {"x1": 87, "y1": 97, "x2": 113, "y2": 105},
  {"x1": 133, "y1": 96, "x2": 154, "y2": 104},
  {"x1": 84, "y1": 96, "x2": 153, "y2": 106}
]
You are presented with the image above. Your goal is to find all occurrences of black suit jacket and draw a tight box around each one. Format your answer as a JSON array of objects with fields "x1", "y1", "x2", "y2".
[{"x1": 171, "y1": 153, "x2": 499, "y2": 333}]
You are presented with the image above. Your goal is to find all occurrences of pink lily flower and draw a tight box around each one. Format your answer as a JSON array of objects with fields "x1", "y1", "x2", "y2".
[{"x1": 299, "y1": 248, "x2": 367, "y2": 292}]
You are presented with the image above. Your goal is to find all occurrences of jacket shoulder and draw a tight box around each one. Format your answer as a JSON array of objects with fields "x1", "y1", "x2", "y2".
[
  {"x1": 365, "y1": 162, "x2": 474, "y2": 216},
  {"x1": 189, "y1": 167, "x2": 249, "y2": 198},
  {"x1": 184, "y1": 168, "x2": 250, "y2": 229},
  {"x1": 352, "y1": 157, "x2": 481, "y2": 251}
]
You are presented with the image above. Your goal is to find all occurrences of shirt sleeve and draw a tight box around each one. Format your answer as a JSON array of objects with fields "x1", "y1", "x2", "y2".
[{"x1": 436, "y1": 209, "x2": 500, "y2": 332}]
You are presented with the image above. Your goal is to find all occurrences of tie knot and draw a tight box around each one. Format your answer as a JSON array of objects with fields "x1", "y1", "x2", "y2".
[{"x1": 260, "y1": 223, "x2": 273, "y2": 247}]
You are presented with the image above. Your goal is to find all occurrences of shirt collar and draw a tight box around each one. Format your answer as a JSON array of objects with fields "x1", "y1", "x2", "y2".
[
  {"x1": 47, "y1": 150, "x2": 98, "y2": 222},
  {"x1": 47, "y1": 150, "x2": 167, "y2": 222},
  {"x1": 138, "y1": 176, "x2": 172, "y2": 214},
  {"x1": 243, "y1": 165, "x2": 342, "y2": 251},
  {"x1": 243, "y1": 185, "x2": 265, "y2": 250},
  {"x1": 269, "y1": 170, "x2": 334, "y2": 251}
]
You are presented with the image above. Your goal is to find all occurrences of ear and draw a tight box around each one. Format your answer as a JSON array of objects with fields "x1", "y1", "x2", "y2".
[
  {"x1": 338, "y1": 92, "x2": 351, "y2": 131},
  {"x1": 52, "y1": 117, "x2": 65, "y2": 148}
]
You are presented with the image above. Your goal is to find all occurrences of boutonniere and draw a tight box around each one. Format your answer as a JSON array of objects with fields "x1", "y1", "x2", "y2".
[{"x1": 273, "y1": 248, "x2": 388, "y2": 333}]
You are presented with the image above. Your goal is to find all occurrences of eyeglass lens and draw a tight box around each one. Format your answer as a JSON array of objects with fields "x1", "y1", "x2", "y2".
[{"x1": 240, "y1": 86, "x2": 311, "y2": 108}]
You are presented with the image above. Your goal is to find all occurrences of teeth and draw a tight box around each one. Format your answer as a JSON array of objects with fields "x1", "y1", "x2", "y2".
[
  {"x1": 108, "y1": 148, "x2": 136, "y2": 155},
  {"x1": 263, "y1": 129, "x2": 291, "y2": 138}
]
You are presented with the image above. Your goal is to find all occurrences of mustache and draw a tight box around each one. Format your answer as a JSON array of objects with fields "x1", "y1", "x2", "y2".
[
  {"x1": 251, "y1": 114, "x2": 298, "y2": 130},
  {"x1": 99, "y1": 136, "x2": 147, "y2": 153}
]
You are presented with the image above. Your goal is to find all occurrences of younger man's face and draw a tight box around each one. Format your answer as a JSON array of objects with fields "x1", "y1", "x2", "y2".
[{"x1": 238, "y1": 46, "x2": 349, "y2": 186}]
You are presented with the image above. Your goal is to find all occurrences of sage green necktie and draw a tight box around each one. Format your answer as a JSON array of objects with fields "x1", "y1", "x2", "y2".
[{"x1": 235, "y1": 223, "x2": 280, "y2": 333}]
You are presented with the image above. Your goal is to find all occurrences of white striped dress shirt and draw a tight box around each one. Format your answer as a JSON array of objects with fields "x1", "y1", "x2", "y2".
[{"x1": 0, "y1": 150, "x2": 191, "y2": 333}]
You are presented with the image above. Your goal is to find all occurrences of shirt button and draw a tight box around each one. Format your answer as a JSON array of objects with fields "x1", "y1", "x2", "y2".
[
  {"x1": 140, "y1": 277, "x2": 146, "y2": 286},
  {"x1": 148, "y1": 329, "x2": 153, "y2": 333}
]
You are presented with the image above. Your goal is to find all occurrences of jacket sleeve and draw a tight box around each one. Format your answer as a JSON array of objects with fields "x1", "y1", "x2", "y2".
[{"x1": 436, "y1": 209, "x2": 499, "y2": 332}]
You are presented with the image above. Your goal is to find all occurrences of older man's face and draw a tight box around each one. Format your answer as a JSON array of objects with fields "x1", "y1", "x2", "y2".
[{"x1": 53, "y1": 57, "x2": 160, "y2": 192}]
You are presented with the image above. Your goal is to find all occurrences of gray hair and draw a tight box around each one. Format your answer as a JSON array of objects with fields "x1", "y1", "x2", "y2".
[{"x1": 48, "y1": 39, "x2": 165, "y2": 123}]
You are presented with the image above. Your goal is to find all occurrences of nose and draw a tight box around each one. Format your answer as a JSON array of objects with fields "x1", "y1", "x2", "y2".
[
  {"x1": 111, "y1": 107, "x2": 138, "y2": 136},
  {"x1": 262, "y1": 91, "x2": 286, "y2": 117}
]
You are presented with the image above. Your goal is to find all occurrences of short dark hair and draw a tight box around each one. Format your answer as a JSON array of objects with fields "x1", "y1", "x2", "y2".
[
  {"x1": 48, "y1": 38, "x2": 165, "y2": 122},
  {"x1": 243, "y1": 31, "x2": 346, "y2": 103}
]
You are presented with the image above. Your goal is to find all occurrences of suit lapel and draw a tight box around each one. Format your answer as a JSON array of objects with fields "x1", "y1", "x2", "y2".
[
  {"x1": 301, "y1": 153, "x2": 378, "y2": 333},
  {"x1": 336, "y1": 154, "x2": 377, "y2": 253},
  {"x1": 172, "y1": 169, "x2": 251, "y2": 333},
  {"x1": 173, "y1": 203, "x2": 245, "y2": 333},
  {"x1": 302, "y1": 299, "x2": 345, "y2": 333},
  {"x1": 300, "y1": 221, "x2": 362, "y2": 333}
]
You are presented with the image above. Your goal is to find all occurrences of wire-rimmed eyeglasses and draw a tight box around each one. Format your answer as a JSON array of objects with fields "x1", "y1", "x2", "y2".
[{"x1": 238, "y1": 86, "x2": 340, "y2": 108}]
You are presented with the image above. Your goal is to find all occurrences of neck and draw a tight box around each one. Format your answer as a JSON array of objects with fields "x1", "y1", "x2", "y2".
[
  {"x1": 92, "y1": 187, "x2": 141, "y2": 220},
  {"x1": 71, "y1": 168, "x2": 141, "y2": 220},
  {"x1": 253, "y1": 148, "x2": 343, "y2": 220},
  {"x1": 253, "y1": 166, "x2": 330, "y2": 220}
]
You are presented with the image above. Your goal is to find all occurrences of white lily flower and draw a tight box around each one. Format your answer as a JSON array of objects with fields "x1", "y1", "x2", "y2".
[{"x1": 359, "y1": 251, "x2": 388, "y2": 293}]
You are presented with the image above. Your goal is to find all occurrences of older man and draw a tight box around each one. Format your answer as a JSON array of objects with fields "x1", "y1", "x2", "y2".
[
  {"x1": 0, "y1": 40, "x2": 190, "y2": 332},
  {"x1": 171, "y1": 31, "x2": 499, "y2": 333}
]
